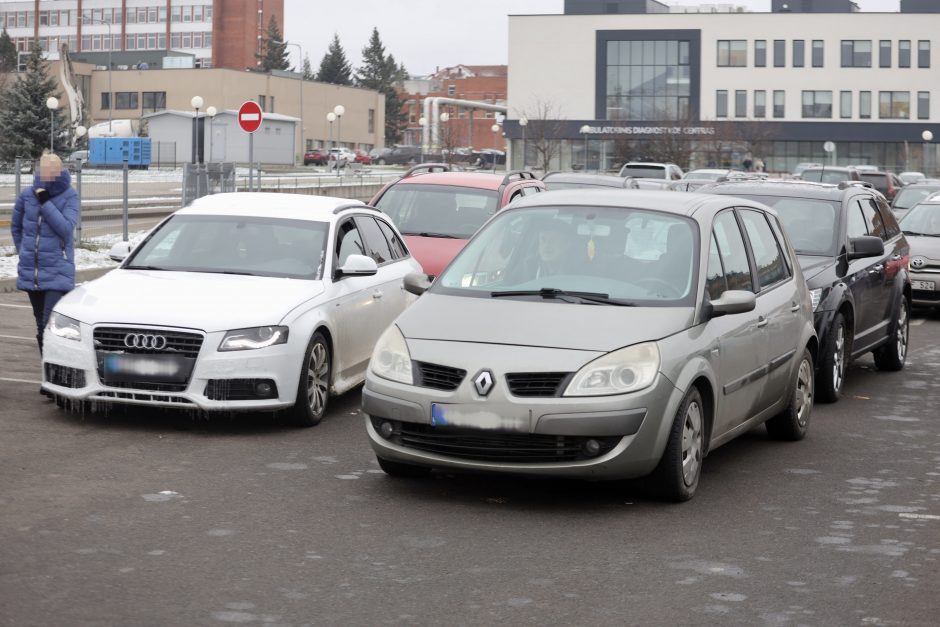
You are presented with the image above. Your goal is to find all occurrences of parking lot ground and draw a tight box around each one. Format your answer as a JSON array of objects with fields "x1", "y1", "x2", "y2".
[{"x1": 1, "y1": 286, "x2": 939, "y2": 626}]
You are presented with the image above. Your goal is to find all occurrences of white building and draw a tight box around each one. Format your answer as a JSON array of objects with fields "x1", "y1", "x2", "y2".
[{"x1": 507, "y1": 0, "x2": 940, "y2": 173}]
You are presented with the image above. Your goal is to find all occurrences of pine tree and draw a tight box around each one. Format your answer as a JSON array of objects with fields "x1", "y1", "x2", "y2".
[
  {"x1": 354, "y1": 28, "x2": 408, "y2": 145},
  {"x1": 316, "y1": 34, "x2": 352, "y2": 85},
  {"x1": 0, "y1": 27, "x2": 16, "y2": 73},
  {"x1": 302, "y1": 54, "x2": 314, "y2": 80},
  {"x1": 257, "y1": 15, "x2": 290, "y2": 72},
  {"x1": 0, "y1": 46, "x2": 67, "y2": 161}
]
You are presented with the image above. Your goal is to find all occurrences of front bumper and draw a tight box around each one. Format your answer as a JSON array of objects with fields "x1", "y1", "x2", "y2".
[{"x1": 41, "y1": 323, "x2": 303, "y2": 411}]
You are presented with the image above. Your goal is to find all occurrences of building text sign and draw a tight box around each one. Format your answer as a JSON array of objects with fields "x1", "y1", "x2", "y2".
[{"x1": 581, "y1": 125, "x2": 716, "y2": 136}]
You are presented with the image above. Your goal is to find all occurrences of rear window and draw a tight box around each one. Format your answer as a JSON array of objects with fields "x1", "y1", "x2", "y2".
[
  {"x1": 860, "y1": 173, "x2": 889, "y2": 191},
  {"x1": 621, "y1": 165, "x2": 666, "y2": 178},
  {"x1": 801, "y1": 169, "x2": 853, "y2": 184}
]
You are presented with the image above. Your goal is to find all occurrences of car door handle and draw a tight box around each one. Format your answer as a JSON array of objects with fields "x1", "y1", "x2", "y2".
[
  {"x1": 372, "y1": 290, "x2": 384, "y2": 300},
  {"x1": 757, "y1": 316, "x2": 768, "y2": 328},
  {"x1": 790, "y1": 302, "x2": 801, "y2": 312}
]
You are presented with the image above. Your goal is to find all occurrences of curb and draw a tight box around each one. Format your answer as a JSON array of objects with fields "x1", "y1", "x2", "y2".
[{"x1": 0, "y1": 266, "x2": 114, "y2": 294}]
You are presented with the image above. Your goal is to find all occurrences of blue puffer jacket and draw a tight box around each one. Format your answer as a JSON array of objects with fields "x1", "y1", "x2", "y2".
[{"x1": 11, "y1": 170, "x2": 80, "y2": 292}]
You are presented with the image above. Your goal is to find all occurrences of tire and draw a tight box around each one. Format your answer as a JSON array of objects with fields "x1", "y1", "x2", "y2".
[
  {"x1": 817, "y1": 313, "x2": 848, "y2": 403},
  {"x1": 377, "y1": 158, "x2": 387, "y2": 166},
  {"x1": 874, "y1": 296, "x2": 909, "y2": 371},
  {"x1": 377, "y1": 456, "x2": 432, "y2": 478},
  {"x1": 648, "y1": 387, "x2": 705, "y2": 502},
  {"x1": 285, "y1": 332, "x2": 331, "y2": 427},
  {"x1": 766, "y1": 348, "x2": 814, "y2": 441}
]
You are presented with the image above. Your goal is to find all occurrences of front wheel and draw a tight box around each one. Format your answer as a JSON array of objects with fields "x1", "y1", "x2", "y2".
[
  {"x1": 873, "y1": 297, "x2": 909, "y2": 371},
  {"x1": 285, "y1": 332, "x2": 331, "y2": 427},
  {"x1": 648, "y1": 387, "x2": 705, "y2": 502},
  {"x1": 817, "y1": 313, "x2": 848, "y2": 403},
  {"x1": 377, "y1": 158, "x2": 387, "y2": 166},
  {"x1": 766, "y1": 348, "x2": 814, "y2": 441}
]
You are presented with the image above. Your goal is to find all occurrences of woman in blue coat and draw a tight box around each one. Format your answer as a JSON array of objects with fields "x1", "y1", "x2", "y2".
[{"x1": 11, "y1": 153, "x2": 80, "y2": 354}]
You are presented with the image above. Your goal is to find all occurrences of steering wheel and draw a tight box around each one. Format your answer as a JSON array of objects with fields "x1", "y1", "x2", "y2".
[{"x1": 634, "y1": 277, "x2": 682, "y2": 298}]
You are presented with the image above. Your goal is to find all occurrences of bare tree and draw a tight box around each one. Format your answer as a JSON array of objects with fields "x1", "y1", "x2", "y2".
[{"x1": 521, "y1": 99, "x2": 566, "y2": 173}]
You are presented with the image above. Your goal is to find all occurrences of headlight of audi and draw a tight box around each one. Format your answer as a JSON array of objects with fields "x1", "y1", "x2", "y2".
[
  {"x1": 564, "y1": 342, "x2": 660, "y2": 397},
  {"x1": 370, "y1": 325, "x2": 413, "y2": 385},
  {"x1": 48, "y1": 312, "x2": 81, "y2": 342},
  {"x1": 218, "y1": 326, "x2": 289, "y2": 352}
]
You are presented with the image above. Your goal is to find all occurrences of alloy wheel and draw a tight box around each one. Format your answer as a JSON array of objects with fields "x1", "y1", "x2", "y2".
[
  {"x1": 896, "y1": 301, "x2": 908, "y2": 362},
  {"x1": 307, "y1": 342, "x2": 329, "y2": 415},
  {"x1": 795, "y1": 358, "x2": 814, "y2": 428},
  {"x1": 681, "y1": 401, "x2": 703, "y2": 487},
  {"x1": 832, "y1": 324, "x2": 845, "y2": 393}
]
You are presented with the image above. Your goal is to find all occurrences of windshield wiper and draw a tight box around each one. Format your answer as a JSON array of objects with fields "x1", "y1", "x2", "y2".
[
  {"x1": 490, "y1": 287, "x2": 634, "y2": 306},
  {"x1": 902, "y1": 230, "x2": 940, "y2": 237},
  {"x1": 197, "y1": 269, "x2": 260, "y2": 276},
  {"x1": 125, "y1": 265, "x2": 169, "y2": 271},
  {"x1": 401, "y1": 231, "x2": 461, "y2": 239}
]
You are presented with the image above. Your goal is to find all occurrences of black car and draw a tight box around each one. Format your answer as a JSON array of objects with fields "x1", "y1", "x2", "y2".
[
  {"x1": 374, "y1": 145, "x2": 422, "y2": 166},
  {"x1": 798, "y1": 166, "x2": 861, "y2": 184},
  {"x1": 702, "y1": 179, "x2": 911, "y2": 402}
]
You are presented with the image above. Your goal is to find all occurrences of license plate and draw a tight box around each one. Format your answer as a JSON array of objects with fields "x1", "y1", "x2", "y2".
[
  {"x1": 102, "y1": 353, "x2": 190, "y2": 384},
  {"x1": 430, "y1": 403, "x2": 528, "y2": 432},
  {"x1": 912, "y1": 280, "x2": 935, "y2": 291}
]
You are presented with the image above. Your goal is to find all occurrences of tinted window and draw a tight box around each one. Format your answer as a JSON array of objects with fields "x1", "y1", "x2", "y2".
[
  {"x1": 713, "y1": 211, "x2": 754, "y2": 292},
  {"x1": 355, "y1": 216, "x2": 394, "y2": 264},
  {"x1": 374, "y1": 184, "x2": 499, "y2": 239},
  {"x1": 767, "y1": 215, "x2": 794, "y2": 274},
  {"x1": 874, "y1": 198, "x2": 900, "y2": 238},
  {"x1": 740, "y1": 209, "x2": 789, "y2": 289},
  {"x1": 705, "y1": 233, "x2": 727, "y2": 300},
  {"x1": 377, "y1": 218, "x2": 408, "y2": 259},
  {"x1": 860, "y1": 173, "x2": 889, "y2": 193},
  {"x1": 845, "y1": 201, "x2": 869, "y2": 239},
  {"x1": 621, "y1": 165, "x2": 666, "y2": 178},
  {"x1": 725, "y1": 195, "x2": 838, "y2": 256},
  {"x1": 336, "y1": 220, "x2": 366, "y2": 266},
  {"x1": 858, "y1": 198, "x2": 887, "y2": 240}
]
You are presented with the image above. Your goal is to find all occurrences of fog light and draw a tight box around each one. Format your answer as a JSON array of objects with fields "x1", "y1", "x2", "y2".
[
  {"x1": 379, "y1": 421, "x2": 395, "y2": 439},
  {"x1": 583, "y1": 439, "x2": 601, "y2": 457},
  {"x1": 255, "y1": 382, "x2": 273, "y2": 397}
]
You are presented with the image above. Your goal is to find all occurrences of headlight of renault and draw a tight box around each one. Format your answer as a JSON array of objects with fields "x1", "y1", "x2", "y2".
[
  {"x1": 48, "y1": 312, "x2": 81, "y2": 342},
  {"x1": 564, "y1": 342, "x2": 660, "y2": 397},
  {"x1": 370, "y1": 325, "x2": 413, "y2": 385},
  {"x1": 809, "y1": 288, "x2": 823, "y2": 312},
  {"x1": 218, "y1": 326, "x2": 289, "y2": 352}
]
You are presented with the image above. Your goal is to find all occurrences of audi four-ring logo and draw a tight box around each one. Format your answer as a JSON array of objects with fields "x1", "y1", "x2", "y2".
[{"x1": 124, "y1": 333, "x2": 168, "y2": 350}]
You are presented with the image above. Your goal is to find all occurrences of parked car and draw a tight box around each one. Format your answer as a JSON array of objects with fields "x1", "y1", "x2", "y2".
[
  {"x1": 891, "y1": 181, "x2": 940, "y2": 219},
  {"x1": 682, "y1": 168, "x2": 737, "y2": 182},
  {"x1": 374, "y1": 145, "x2": 422, "y2": 166},
  {"x1": 798, "y1": 166, "x2": 861, "y2": 184},
  {"x1": 328, "y1": 147, "x2": 357, "y2": 163},
  {"x1": 618, "y1": 162, "x2": 684, "y2": 180},
  {"x1": 541, "y1": 171, "x2": 640, "y2": 191},
  {"x1": 370, "y1": 147, "x2": 392, "y2": 162},
  {"x1": 303, "y1": 149, "x2": 329, "y2": 166},
  {"x1": 354, "y1": 150, "x2": 372, "y2": 165},
  {"x1": 370, "y1": 165, "x2": 545, "y2": 278},
  {"x1": 67, "y1": 150, "x2": 89, "y2": 163},
  {"x1": 792, "y1": 162, "x2": 823, "y2": 178},
  {"x1": 702, "y1": 179, "x2": 911, "y2": 403},
  {"x1": 899, "y1": 171, "x2": 927, "y2": 185},
  {"x1": 898, "y1": 198, "x2": 940, "y2": 309},
  {"x1": 41, "y1": 193, "x2": 421, "y2": 426},
  {"x1": 363, "y1": 189, "x2": 817, "y2": 501},
  {"x1": 858, "y1": 170, "x2": 904, "y2": 202}
]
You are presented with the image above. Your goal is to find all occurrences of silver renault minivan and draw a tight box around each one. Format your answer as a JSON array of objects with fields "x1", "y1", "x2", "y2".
[{"x1": 363, "y1": 190, "x2": 817, "y2": 501}]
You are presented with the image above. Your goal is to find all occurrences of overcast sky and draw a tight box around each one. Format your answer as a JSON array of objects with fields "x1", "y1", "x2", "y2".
[{"x1": 284, "y1": 0, "x2": 901, "y2": 78}]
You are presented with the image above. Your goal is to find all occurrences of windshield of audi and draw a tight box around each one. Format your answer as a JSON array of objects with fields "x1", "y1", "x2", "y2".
[
  {"x1": 124, "y1": 215, "x2": 329, "y2": 279},
  {"x1": 430, "y1": 206, "x2": 700, "y2": 306},
  {"x1": 374, "y1": 184, "x2": 499, "y2": 239}
]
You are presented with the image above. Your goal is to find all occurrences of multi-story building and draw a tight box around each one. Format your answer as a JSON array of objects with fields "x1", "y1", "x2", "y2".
[
  {"x1": 0, "y1": 0, "x2": 283, "y2": 70},
  {"x1": 506, "y1": 0, "x2": 940, "y2": 174}
]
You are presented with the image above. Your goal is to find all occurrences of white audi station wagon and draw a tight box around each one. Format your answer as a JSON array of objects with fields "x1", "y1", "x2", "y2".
[{"x1": 42, "y1": 193, "x2": 422, "y2": 426}]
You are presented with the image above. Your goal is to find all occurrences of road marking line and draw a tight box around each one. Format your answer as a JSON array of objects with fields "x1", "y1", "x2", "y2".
[
  {"x1": 0, "y1": 377, "x2": 41, "y2": 384},
  {"x1": 0, "y1": 334, "x2": 35, "y2": 341},
  {"x1": 0, "y1": 304, "x2": 30, "y2": 309},
  {"x1": 898, "y1": 513, "x2": 940, "y2": 521}
]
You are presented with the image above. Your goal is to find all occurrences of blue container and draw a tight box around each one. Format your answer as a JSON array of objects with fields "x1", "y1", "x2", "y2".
[{"x1": 87, "y1": 137, "x2": 151, "y2": 168}]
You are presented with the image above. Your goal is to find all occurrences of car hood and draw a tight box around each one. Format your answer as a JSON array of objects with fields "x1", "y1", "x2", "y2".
[
  {"x1": 56, "y1": 270, "x2": 324, "y2": 332},
  {"x1": 397, "y1": 294, "x2": 695, "y2": 353},
  {"x1": 402, "y1": 235, "x2": 469, "y2": 278},
  {"x1": 907, "y1": 235, "x2": 940, "y2": 261},
  {"x1": 796, "y1": 255, "x2": 835, "y2": 283}
]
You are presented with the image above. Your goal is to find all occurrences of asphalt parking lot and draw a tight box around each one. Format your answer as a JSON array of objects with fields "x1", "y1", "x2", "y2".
[{"x1": 1, "y1": 288, "x2": 939, "y2": 626}]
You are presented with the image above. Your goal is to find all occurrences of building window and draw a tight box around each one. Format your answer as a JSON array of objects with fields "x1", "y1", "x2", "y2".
[
  {"x1": 115, "y1": 92, "x2": 138, "y2": 110},
  {"x1": 813, "y1": 39, "x2": 825, "y2": 67},
  {"x1": 841, "y1": 40, "x2": 872, "y2": 67},
  {"x1": 840, "y1": 91, "x2": 852, "y2": 118},
  {"x1": 879, "y1": 91, "x2": 910, "y2": 119},
  {"x1": 735, "y1": 90, "x2": 746, "y2": 118},
  {"x1": 605, "y1": 39, "x2": 692, "y2": 121},
  {"x1": 879, "y1": 40, "x2": 891, "y2": 68},
  {"x1": 802, "y1": 91, "x2": 832, "y2": 118},
  {"x1": 918, "y1": 41, "x2": 930, "y2": 68},
  {"x1": 754, "y1": 90, "x2": 766, "y2": 118},
  {"x1": 101, "y1": 92, "x2": 111, "y2": 110},
  {"x1": 792, "y1": 40, "x2": 804, "y2": 68},
  {"x1": 773, "y1": 40, "x2": 785, "y2": 67},
  {"x1": 860, "y1": 91, "x2": 872, "y2": 119},
  {"x1": 918, "y1": 92, "x2": 930, "y2": 119},
  {"x1": 368, "y1": 108, "x2": 375, "y2": 134},
  {"x1": 899, "y1": 40, "x2": 911, "y2": 67},
  {"x1": 269, "y1": 96, "x2": 275, "y2": 113},
  {"x1": 142, "y1": 91, "x2": 166, "y2": 113},
  {"x1": 258, "y1": 95, "x2": 266, "y2": 111},
  {"x1": 447, "y1": 84, "x2": 455, "y2": 96},
  {"x1": 716, "y1": 90, "x2": 728, "y2": 118},
  {"x1": 773, "y1": 90, "x2": 785, "y2": 118},
  {"x1": 717, "y1": 40, "x2": 746, "y2": 67},
  {"x1": 754, "y1": 40, "x2": 766, "y2": 67}
]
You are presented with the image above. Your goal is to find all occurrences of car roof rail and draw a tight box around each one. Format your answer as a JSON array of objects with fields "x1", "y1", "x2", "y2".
[
  {"x1": 541, "y1": 170, "x2": 561, "y2": 181},
  {"x1": 402, "y1": 163, "x2": 453, "y2": 178},
  {"x1": 837, "y1": 180, "x2": 874, "y2": 190},
  {"x1": 500, "y1": 170, "x2": 537, "y2": 185},
  {"x1": 332, "y1": 202, "x2": 377, "y2": 214}
]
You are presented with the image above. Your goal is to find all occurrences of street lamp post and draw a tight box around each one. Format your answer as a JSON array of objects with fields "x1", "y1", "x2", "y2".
[
  {"x1": 327, "y1": 112, "x2": 336, "y2": 148},
  {"x1": 79, "y1": 17, "x2": 113, "y2": 134},
  {"x1": 418, "y1": 116, "x2": 427, "y2": 161},
  {"x1": 519, "y1": 116, "x2": 528, "y2": 170},
  {"x1": 580, "y1": 124, "x2": 591, "y2": 171},
  {"x1": 190, "y1": 96, "x2": 203, "y2": 164},
  {"x1": 923, "y1": 130, "x2": 934, "y2": 177},
  {"x1": 491, "y1": 123, "x2": 501, "y2": 172},
  {"x1": 285, "y1": 42, "x2": 304, "y2": 163},
  {"x1": 440, "y1": 112, "x2": 450, "y2": 163},
  {"x1": 46, "y1": 97, "x2": 59, "y2": 151},
  {"x1": 333, "y1": 105, "x2": 345, "y2": 150},
  {"x1": 206, "y1": 106, "x2": 217, "y2": 162}
]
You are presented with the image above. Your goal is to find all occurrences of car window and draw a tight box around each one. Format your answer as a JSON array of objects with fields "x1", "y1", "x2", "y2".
[
  {"x1": 712, "y1": 211, "x2": 754, "y2": 292},
  {"x1": 872, "y1": 197, "x2": 900, "y2": 238},
  {"x1": 335, "y1": 219, "x2": 366, "y2": 267},
  {"x1": 374, "y1": 183, "x2": 499, "y2": 239},
  {"x1": 893, "y1": 186, "x2": 940, "y2": 210},
  {"x1": 728, "y1": 194, "x2": 838, "y2": 256},
  {"x1": 740, "y1": 209, "x2": 790, "y2": 289},
  {"x1": 622, "y1": 165, "x2": 666, "y2": 178},
  {"x1": 766, "y1": 214, "x2": 794, "y2": 274},
  {"x1": 846, "y1": 201, "x2": 869, "y2": 239},
  {"x1": 377, "y1": 218, "x2": 408, "y2": 259},
  {"x1": 858, "y1": 198, "x2": 887, "y2": 240},
  {"x1": 705, "y1": 233, "x2": 728, "y2": 301},
  {"x1": 355, "y1": 216, "x2": 394, "y2": 264},
  {"x1": 899, "y1": 203, "x2": 940, "y2": 235},
  {"x1": 521, "y1": 185, "x2": 541, "y2": 196},
  {"x1": 860, "y1": 173, "x2": 888, "y2": 192}
]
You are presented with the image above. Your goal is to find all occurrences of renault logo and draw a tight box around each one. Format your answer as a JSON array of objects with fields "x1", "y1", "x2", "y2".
[
  {"x1": 124, "y1": 333, "x2": 168, "y2": 350},
  {"x1": 473, "y1": 370, "x2": 495, "y2": 397},
  {"x1": 911, "y1": 256, "x2": 927, "y2": 269}
]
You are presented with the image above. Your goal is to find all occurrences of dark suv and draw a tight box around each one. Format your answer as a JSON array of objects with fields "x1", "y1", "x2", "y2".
[{"x1": 702, "y1": 180, "x2": 911, "y2": 402}]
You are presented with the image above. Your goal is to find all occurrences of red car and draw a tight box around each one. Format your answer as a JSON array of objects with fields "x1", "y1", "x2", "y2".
[
  {"x1": 303, "y1": 149, "x2": 328, "y2": 166},
  {"x1": 370, "y1": 164, "x2": 545, "y2": 277},
  {"x1": 354, "y1": 150, "x2": 372, "y2": 165}
]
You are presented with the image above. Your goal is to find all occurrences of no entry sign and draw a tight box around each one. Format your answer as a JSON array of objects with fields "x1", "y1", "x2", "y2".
[{"x1": 238, "y1": 100, "x2": 263, "y2": 134}]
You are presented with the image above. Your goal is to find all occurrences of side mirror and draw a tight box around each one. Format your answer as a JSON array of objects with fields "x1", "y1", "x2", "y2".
[
  {"x1": 108, "y1": 241, "x2": 133, "y2": 263},
  {"x1": 708, "y1": 290, "x2": 757, "y2": 319},
  {"x1": 403, "y1": 272, "x2": 432, "y2": 296},
  {"x1": 337, "y1": 254, "x2": 378, "y2": 277},
  {"x1": 847, "y1": 235, "x2": 884, "y2": 260}
]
